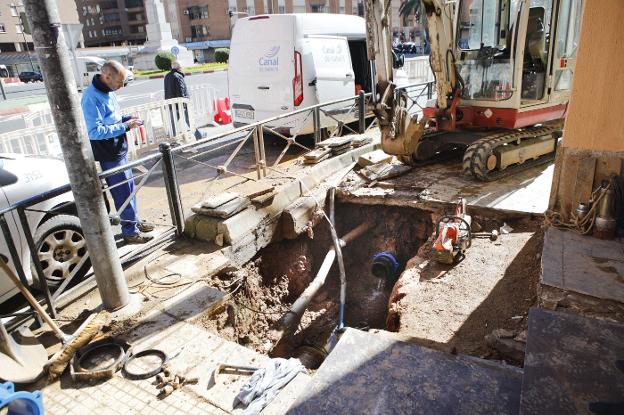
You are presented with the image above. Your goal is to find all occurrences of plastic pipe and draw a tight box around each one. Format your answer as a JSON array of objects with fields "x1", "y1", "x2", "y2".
[{"x1": 281, "y1": 221, "x2": 371, "y2": 333}]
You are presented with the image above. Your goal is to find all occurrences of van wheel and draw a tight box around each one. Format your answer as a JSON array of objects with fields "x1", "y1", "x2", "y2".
[{"x1": 32, "y1": 215, "x2": 90, "y2": 288}]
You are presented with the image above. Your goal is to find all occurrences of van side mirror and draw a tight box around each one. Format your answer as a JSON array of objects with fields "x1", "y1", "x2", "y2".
[{"x1": 392, "y1": 51, "x2": 405, "y2": 69}]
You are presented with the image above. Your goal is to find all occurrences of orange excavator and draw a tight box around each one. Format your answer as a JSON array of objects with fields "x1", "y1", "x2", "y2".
[{"x1": 364, "y1": 0, "x2": 584, "y2": 180}]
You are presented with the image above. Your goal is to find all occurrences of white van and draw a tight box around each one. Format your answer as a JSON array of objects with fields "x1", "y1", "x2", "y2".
[
  {"x1": 228, "y1": 14, "x2": 374, "y2": 135},
  {"x1": 73, "y1": 56, "x2": 135, "y2": 89}
]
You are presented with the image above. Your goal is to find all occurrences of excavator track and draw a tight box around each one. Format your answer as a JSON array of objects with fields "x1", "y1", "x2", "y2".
[{"x1": 462, "y1": 124, "x2": 562, "y2": 182}]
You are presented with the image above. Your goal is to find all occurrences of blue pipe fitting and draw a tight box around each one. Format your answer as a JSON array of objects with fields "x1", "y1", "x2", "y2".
[
  {"x1": 371, "y1": 252, "x2": 400, "y2": 280},
  {"x1": 0, "y1": 382, "x2": 44, "y2": 415}
]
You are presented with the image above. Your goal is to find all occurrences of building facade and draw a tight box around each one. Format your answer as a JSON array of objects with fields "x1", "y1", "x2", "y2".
[
  {"x1": 68, "y1": 0, "x2": 423, "y2": 63},
  {"x1": 0, "y1": 0, "x2": 80, "y2": 52},
  {"x1": 0, "y1": 1, "x2": 81, "y2": 75},
  {"x1": 76, "y1": 0, "x2": 147, "y2": 47}
]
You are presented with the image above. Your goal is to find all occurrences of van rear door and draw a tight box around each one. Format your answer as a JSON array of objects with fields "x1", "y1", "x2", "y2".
[
  {"x1": 307, "y1": 36, "x2": 355, "y2": 103},
  {"x1": 229, "y1": 16, "x2": 296, "y2": 125}
]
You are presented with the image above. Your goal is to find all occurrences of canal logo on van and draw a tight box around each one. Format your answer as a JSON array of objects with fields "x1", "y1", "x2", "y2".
[{"x1": 259, "y1": 46, "x2": 280, "y2": 72}]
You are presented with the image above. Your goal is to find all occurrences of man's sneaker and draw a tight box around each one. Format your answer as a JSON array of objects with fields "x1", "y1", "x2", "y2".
[
  {"x1": 138, "y1": 222, "x2": 154, "y2": 233},
  {"x1": 124, "y1": 234, "x2": 154, "y2": 244}
]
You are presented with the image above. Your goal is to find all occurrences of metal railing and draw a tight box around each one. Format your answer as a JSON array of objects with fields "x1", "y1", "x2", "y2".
[
  {"x1": 0, "y1": 79, "x2": 434, "y2": 330},
  {"x1": 0, "y1": 84, "x2": 220, "y2": 161}
]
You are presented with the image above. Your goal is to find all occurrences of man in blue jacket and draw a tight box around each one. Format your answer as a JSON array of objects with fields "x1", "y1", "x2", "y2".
[{"x1": 81, "y1": 60, "x2": 154, "y2": 244}]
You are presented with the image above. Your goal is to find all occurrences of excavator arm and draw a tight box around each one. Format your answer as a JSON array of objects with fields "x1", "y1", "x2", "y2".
[{"x1": 364, "y1": 0, "x2": 458, "y2": 156}]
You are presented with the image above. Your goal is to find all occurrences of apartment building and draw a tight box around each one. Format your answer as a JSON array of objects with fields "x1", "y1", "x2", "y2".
[
  {"x1": 76, "y1": 0, "x2": 147, "y2": 47},
  {"x1": 0, "y1": 1, "x2": 80, "y2": 52},
  {"x1": 0, "y1": 1, "x2": 81, "y2": 75}
]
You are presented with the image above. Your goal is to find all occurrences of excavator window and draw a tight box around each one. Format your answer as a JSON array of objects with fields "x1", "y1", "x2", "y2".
[{"x1": 521, "y1": 5, "x2": 552, "y2": 101}]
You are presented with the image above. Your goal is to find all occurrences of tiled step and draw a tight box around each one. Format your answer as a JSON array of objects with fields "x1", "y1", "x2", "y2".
[
  {"x1": 520, "y1": 308, "x2": 624, "y2": 415},
  {"x1": 288, "y1": 328, "x2": 523, "y2": 414}
]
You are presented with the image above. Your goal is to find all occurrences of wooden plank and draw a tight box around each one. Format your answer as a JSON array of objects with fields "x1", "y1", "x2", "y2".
[
  {"x1": 593, "y1": 156, "x2": 623, "y2": 187},
  {"x1": 572, "y1": 156, "x2": 596, "y2": 207},
  {"x1": 556, "y1": 152, "x2": 581, "y2": 218},
  {"x1": 548, "y1": 148, "x2": 565, "y2": 211}
]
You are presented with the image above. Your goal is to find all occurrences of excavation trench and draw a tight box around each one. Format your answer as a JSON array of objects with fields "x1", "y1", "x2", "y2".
[{"x1": 193, "y1": 201, "x2": 542, "y2": 368}]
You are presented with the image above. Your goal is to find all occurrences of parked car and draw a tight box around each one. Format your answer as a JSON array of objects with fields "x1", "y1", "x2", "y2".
[
  {"x1": 0, "y1": 154, "x2": 90, "y2": 306},
  {"x1": 18, "y1": 71, "x2": 43, "y2": 83},
  {"x1": 74, "y1": 56, "x2": 134, "y2": 88}
]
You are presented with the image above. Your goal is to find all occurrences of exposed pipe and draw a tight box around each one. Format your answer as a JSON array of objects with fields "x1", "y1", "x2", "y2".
[{"x1": 280, "y1": 221, "x2": 372, "y2": 334}]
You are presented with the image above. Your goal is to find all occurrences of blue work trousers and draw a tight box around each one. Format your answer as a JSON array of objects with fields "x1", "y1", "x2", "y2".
[{"x1": 100, "y1": 155, "x2": 139, "y2": 237}]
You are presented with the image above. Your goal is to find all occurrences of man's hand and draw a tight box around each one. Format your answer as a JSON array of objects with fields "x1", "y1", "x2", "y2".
[{"x1": 124, "y1": 118, "x2": 143, "y2": 130}]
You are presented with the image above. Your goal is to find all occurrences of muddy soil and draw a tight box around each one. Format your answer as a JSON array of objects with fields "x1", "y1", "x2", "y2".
[{"x1": 388, "y1": 221, "x2": 543, "y2": 365}]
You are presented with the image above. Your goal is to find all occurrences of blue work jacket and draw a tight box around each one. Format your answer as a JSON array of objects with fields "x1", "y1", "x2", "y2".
[{"x1": 81, "y1": 75, "x2": 130, "y2": 162}]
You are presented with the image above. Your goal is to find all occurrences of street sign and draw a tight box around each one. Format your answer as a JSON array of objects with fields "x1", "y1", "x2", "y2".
[
  {"x1": 171, "y1": 46, "x2": 180, "y2": 56},
  {"x1": 62, "y1": 23, "x2": 84, "y2": 49}
]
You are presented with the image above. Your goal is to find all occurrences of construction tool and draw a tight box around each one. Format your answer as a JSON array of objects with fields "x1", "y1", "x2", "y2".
[
  {"x1": 212, "y1": 363, "x2": 258, "y2": 386},
  {"x1": 0, "y1": 260, "x2": 103, "y2": 381},
  {"x1": 472, "y1": 230, "x2": 499, "y2": 241},
  {"x1": 154, "y1": 364, "x2": 199, "y2": 398},
  {"x1": 432, "y1": 199, "x2": 472, "y2": 264},
  {"x1": 0, "y1": 323, "x2": 48, "y2": 383}
]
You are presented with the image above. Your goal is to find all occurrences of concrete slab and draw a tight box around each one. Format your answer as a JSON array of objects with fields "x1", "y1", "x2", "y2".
[
  {"x1": 341, "y1": 160, "x2": 554, "y2": 215},
  {"x1": 161, "y1": 283, "x2": 225, "y2": 321},
  {"x1": 289, "y1": 328, "x2": 522, "y2": 414},
  {"x1": 541, "y1": 227, "x2": 624, "y2": 304},
  {"x1": 520, "y1": 308, "x2": 624, "y2": 415}
]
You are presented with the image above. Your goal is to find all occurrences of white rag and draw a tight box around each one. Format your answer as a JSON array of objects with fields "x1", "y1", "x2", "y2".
[{"x1": 235, "y1": 357, "x2": 306, "y2": 415}]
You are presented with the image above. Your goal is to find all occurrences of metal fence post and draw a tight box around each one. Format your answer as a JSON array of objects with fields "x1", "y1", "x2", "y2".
[
  {"x1": 313, "y1": 107, "x2": 321, "y2": 144},
  {"x1": 16, "y1": 207, "x2": 57, "y2": 318},
  {"x1": 427, "y1": 82, "x2": 433, "y2": 100},
  {"x1": 358, "y1": 91, "x2": 366, "y2": 134},
  {"x1": 0, "y1": 214, "x2": 29, "y2": 288},
  {"x1": 252, "y1": 125, "x2": 263, "y2": 180},
  {"x1": 257, "y1": 125, "x2": 267, "y2": 177},
  {"x1": 159, "y1": 143, "x2": 184, "y2": 236}
]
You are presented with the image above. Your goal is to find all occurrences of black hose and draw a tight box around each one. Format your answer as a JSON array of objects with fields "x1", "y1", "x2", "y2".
[{"x1": 328, "y1": 187, "x2": 347, "y2": 330}]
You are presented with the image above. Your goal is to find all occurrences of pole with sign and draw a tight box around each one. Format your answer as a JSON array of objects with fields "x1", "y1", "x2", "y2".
[{"x1": 62, "y1": 23, "x2": 84, "y2": 90}]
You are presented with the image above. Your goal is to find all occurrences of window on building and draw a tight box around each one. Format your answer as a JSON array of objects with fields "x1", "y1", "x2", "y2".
[
  {"x1": 191, "y1": 24, "x2": 209, "y2": 40},
  {"x1": 100, "y1": 1, "x2": 118, "y2": 10},
  {"x1": 10, "y1": 4, "x2": 18, "y2": 17},
  {"x1": 125, "y1": 0, "x2": 144, "y2": 7},
  {"x1": 278, "y1": 5, "x2": 285, "y2": 13},
  {"x1": 311, "y1": 4, "x2": 325, "y2": 13},
  {"x1": 15, "y1": 23, "x2": 22, "y2": 34},
  {"x1": 246, "y1": 6, "x2": 255, "y2": 15},
  {"x1": 188, "y1": 6, "x2": 209, "y2": 20},
  {"x1": 104, "y1": 13, "x2": 121, "y2": 23},
  {"x1": 129, "y1": 25, "x2": 145, "y2": 34},
  {"x1": 0, "y1": 23, "x2": 5, "y2": 33},
  {"x1": 339, "y1": 6, "x2": 345, "y2": 13},
  {"x1": 103, "y1": 26, "x2": 123, "y2": 36}
]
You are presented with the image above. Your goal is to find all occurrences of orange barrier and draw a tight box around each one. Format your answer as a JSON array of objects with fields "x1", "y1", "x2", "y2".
[{"x1": 213, "y1": 97, "x2": 231, "y2": 125}]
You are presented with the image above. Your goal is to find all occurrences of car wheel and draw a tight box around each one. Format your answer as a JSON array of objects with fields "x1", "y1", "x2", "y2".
[{"x1": 32, "y1": 214, "x2": 90, "y2": 288}]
